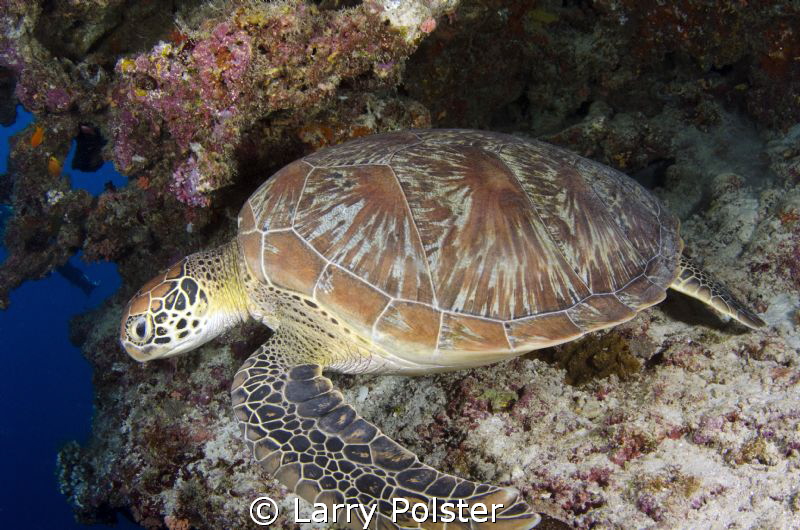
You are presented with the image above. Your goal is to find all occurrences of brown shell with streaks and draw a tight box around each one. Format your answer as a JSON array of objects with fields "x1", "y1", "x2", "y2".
[{"x1": 238, "y1": 130, "x2": 682, "y2": 362}]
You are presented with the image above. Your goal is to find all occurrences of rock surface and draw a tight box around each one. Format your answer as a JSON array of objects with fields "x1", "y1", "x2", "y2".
[{"x1": 0, "y1": 0, "x2": 798, "y2": 528}]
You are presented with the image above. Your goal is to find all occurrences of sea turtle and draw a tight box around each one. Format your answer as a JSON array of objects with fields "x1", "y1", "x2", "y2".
[{"x1": 120, "y1": 129, "x2": 764, "y2": 529}]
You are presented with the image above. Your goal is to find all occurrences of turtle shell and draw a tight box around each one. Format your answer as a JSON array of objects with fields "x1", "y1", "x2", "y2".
[{"x1": 237, "y1": 129, "x2": 681, "y2": 364}]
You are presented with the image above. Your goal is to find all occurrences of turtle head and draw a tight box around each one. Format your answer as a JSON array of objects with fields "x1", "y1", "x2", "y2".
[{"x1": 120, "y1": 243, "x2": 248, "y2": 362}]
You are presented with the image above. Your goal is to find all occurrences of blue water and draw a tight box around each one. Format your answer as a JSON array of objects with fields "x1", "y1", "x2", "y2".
[
  {"x1": 65, "y1": 141, "x2": 127, "y2": 196},
  {"x1": 0, "y1": 105, "x2": 32, "y2": 173},
  {"x1": 0, "y1": 108, "x2": 138, "y2": 528}
]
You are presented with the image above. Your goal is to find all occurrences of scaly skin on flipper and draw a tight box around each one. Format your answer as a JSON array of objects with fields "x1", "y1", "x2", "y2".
[
  {"x1": 231, "y1": 329, "x2": 542, "y2": 530},
  {"x1": 670, "y1": 254, "x2": 766, "y2": 329}
]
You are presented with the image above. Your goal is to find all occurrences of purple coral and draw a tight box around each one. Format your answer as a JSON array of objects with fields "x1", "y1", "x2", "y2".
[
  {"x1": 45, "y1": 88, "x2": 73, "y2": 112},
  {"x1": 194, "y1": 23, "x2": 252, "y2": 96},
  {"x1": 636, "y1": 494, "x2": 664, "y2": 521},
  {"x1": 0, "y1": 6, "x2": 25, "y2": 74},
  {"x1": 170, "y1": 157, "x2": 209, "y2": 208},
  {"x1": 112, "y1": 20, "x2": 253, "y2": 200},
  {"x1": 115, "y1": 26, "x2": 251, "y2": 151},
  {"x1": 108, "y1": 2, "x2": 416, "y2": 206}
]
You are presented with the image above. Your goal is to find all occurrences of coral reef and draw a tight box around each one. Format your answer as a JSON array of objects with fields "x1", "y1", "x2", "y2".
[
  {"x1": 111, "y1": 0, "x2": 438, "y2": 205},
  {"x1": 0, "y1": 0, "x2": 445, "y2": 306},
  {"x1": 405, "y1": 0, "x2": 800, "y2": 134},
  {"x1": 0, "y1": 0, "x2": 797, "y2": 527}
]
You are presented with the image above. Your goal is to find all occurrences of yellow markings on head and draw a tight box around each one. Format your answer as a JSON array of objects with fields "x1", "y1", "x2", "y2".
[
  {"x1": 120, "y1": 242, "x2": 250, "y2": 362},
  {"x1": 127, "y1": 292, "x2": 151, "y2": 316},
  {"x1": 120, "y1": 260, "x2": 209, "y2": 361}
]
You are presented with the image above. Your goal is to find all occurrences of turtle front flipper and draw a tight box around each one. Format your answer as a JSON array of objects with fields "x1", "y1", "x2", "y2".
[
  {"x1": 670, "y1": 254, "x2": 766, "y2": 329},
  {"x1": 231, "y1": 335, "x2": 542, "y2": 529}
]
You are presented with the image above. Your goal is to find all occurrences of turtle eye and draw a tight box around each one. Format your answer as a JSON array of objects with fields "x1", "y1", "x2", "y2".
[{"x1": 129, "y1": 315, "x2": 152, "y2": 341}]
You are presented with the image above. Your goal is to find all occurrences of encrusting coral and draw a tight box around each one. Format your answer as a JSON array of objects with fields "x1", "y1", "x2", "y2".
[
  {"x1": 110, "y1": 1, "x2": 441, "y2": 206},
  {"x1": 0, "y1": 0, "x2": 450, "y2": 306},
  {"x1": 0, "y1": 0, "x2": 798, "y2": 527}
]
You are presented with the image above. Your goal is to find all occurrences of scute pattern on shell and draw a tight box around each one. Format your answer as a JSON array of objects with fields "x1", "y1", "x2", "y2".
[{"x1": 238, "y1": 130, "x2": 681, "y2": 359}]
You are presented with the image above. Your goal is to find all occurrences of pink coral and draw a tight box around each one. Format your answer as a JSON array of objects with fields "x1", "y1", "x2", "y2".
[
  {"x1": 110, "y1": 2, "x2": 412, "y2": 207},
  {"x1": 194, "y1": 23, "x2": 252, "y2": 96},
  {"x1": 116, "y1": 23, "x2": 252, "y2": 150},
  {"x1": 420, "y1": 17, "x2": 437, "y2": 34},
  {"x1": 170, "y1": 157, "x2": 209, "y2": 208},
  {"x1": 44, "y1": 88, "x2": 72, "y2": 112},
  {"x1": 636, "y1": 494, "x2": 664, "y2": 521},
  {"x1": 112, "y1": 20, "x2": 252, "y2": 190}
]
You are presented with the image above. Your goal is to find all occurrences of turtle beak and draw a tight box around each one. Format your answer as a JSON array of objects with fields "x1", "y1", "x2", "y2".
[{"x1": 122, "y1": 341, "x2": 155, "y2": 362}]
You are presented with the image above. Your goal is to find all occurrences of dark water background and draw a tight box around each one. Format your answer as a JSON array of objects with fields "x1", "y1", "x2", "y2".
[{"x1": 0, "y1": 107, "x2": 136, "y2": 528}]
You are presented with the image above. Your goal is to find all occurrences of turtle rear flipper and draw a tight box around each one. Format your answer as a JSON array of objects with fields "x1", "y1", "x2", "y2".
[
  {"x1": 670, "y1": 254, "x2": 766, "y2": 329},
  {"x1": 232, "y1": 333, "x2": 542, "y2": 529}
]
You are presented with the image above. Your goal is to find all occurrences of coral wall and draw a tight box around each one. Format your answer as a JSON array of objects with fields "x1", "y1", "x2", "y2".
[
  {"x1": 0, "y1": 0, "x2": 446, "y2": 306},
  {"x1": 1, "y1": 0, "x2": 799, "y2": 528}
]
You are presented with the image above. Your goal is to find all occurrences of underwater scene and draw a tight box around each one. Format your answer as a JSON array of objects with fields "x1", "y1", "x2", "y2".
[{"x1": 2, "y1": 1, "x2": 799, "y2": 529}]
